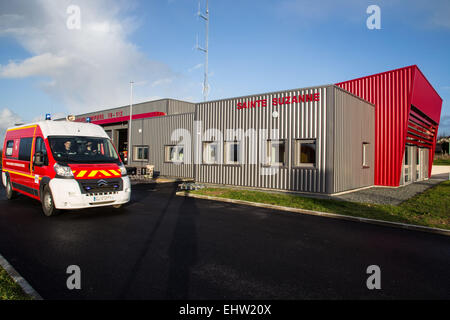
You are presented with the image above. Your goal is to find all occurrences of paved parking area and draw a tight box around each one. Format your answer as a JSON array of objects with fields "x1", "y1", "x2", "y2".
[
  {"x1": 335, "y1": 179, "x2": 445, "y2": 205},
  {"x1": 0, "y1": 182, "x2": 449, "y2": 299}
]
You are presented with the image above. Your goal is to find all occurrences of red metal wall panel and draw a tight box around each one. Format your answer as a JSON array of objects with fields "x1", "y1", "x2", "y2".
[
  {"x1": 411, "y1": 69, "x2": 443, "y2": 124},
  {"x1": 410, "y1": 69, "x2": 443, "y2": 178},
  {"x1": 336, "y1": 65, "x2": 442, "y2": 187}
]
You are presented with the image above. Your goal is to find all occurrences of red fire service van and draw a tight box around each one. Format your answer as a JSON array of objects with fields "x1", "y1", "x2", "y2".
[{"x1": 2, "y1": 117, "x2": 131, "y2": 216}]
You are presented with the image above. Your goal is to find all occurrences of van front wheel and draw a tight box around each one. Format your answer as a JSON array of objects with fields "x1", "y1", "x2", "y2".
[
  {"x1": 5, "y1": 178, "x2": 17, "y2": 200},
  {"x1": 41, "y1": 185, "x2": 59, "y2": 217}
]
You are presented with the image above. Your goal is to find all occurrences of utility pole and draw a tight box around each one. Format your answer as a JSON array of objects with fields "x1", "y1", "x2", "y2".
[
  {"x1": 128, "y1": 81, "x2": 134, "y2": 164},
  {"x1": 196, "y1": 0, "x2": 209, "y2": 101}
]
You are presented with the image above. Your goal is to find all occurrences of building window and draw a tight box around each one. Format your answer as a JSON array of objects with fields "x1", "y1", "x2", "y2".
[
  {"x1": 18, "y1": 137, "x2": 33, "y2": 162},
  {"x1": 203, "y1": 142, "x2": 219, "y2": 164},
  {"x1": 165, "y1": 145, "x2": 184, "y2": 163},
  {"x1": 404, "y1": 167, "x2": 410, "y2": 183},
  {"x1": 5, "y1": 140, "x2": 14, "y2": 157},
  {"x1": 295, "y1": 140, "x2": 316, "y2": 166},
  {"x1": 133, "y1": 146, "x2": 149, "y2": 161},
  {"x1": 404, "y1": 146, "x2": 410, "y2": 165},
  {"x1": 415, "y1": 148, "x2": 421, "y2": 180},
  {"x1": 362, "y1": 142, "x2": 370, "y2": 167},
  {"x1": 267, "y1": 140, "x2": 286, "y2": 166},
  {"x1": 404, "y1": 146, "x2": 412, "y2": 183},
  {"x1": 225, "y1": 141, "x2": 241, "y2": 164}
]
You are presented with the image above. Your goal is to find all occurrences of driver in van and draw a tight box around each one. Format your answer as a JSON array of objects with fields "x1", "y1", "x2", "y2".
[
  {"x1": 64, "y1": 140, "x2": 71, "y2": 151},
  {"x1": 63, "y1": 140, "x2": 74, "y2": 154}
]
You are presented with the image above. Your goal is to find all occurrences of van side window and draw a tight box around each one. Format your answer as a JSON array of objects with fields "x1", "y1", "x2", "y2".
[
  {"x1": 5, "y1": 141, "x2": 14, "y2": 157},
  {"x1": 35, "y1": 137, "x2": 48, "y2": 165},
  {"x1": 18, "y1": 137, "x2": 33, "y2": 162}
]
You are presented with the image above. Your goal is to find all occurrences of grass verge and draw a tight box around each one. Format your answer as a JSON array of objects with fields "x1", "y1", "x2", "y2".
[
  {"x1": 433, "y1": 159, "x2": 450, "y2": 165},
  {"x1": 189, "y1": 181, "x2": 450, "y2": 230},
  {"x1": 434, "y1": 154, "x2": 450, "y2": 165},
  {"x1": 0, "y1": 265, "x2": 32, "y2": 300}
]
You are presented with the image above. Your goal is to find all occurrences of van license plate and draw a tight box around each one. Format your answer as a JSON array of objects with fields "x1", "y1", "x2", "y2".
[{"x1": 92, "y1": 195, "x2": 114, "y2": 202}]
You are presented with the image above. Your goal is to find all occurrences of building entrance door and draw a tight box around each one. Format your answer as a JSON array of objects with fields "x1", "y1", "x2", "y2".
[
  {"x1": 402, "y1": 145, "x2": 413, "y2": 185},
  {"x1": 419, "y1": 148, "x2": 429, "y2": 181},
  {"x1": 401, "y1": 146, "x2": 430, "y2": 185},
  {"x1": 415, "y1": 147, "x2": 422, "y2": 181},
  {"x1": 118, "y1": 129, "x2": 128, "y2": 164}
]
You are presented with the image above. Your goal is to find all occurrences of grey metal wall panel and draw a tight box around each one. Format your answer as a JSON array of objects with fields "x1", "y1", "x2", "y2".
[
  {"x1": 75, "y1": 99, "x2": 169, "y2": 121},
  {"x1": 195, "y1": 86, "x2": 330, "y2": 193},
  {"x1": 325, "y1": 86, "x2": 335, "y2": 194},
  {"x1": 75, "y1": 99, "x2": 195, "y2": 123},
  {"x1": 102, "y1": 123, "x2": 128, "y2": 131},
  {"x1": 332, "y1": 86, "x2": 375, "y2": 193},
  {"x1": 129, "y1": 113, "x2": 194, "y2": 178},
  {"x1": 167, "y1": 99, "x2": 196, "y2": 115}
]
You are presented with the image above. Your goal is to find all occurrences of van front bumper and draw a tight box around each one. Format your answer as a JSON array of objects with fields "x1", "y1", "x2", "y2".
[{"x1": 49, "y1": 176, "x2": 131, "y2": 210}]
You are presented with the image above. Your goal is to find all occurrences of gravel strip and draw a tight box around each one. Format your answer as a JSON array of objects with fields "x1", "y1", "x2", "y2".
[{"x1": 334, "y1": 179, "x2": 445, "y2": 205}]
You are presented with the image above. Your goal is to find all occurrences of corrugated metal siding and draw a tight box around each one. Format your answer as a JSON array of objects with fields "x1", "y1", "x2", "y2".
[
  {"x1": 129, "y1": 113, "x2": 194, "y2": 178},
  {"x1": 75, "y1": 99, "x2": 194, "y2": 121},
  {"x1": 336, "y1": 66, "x2": 415, "y2": 186},
  {"x1": 410, "y1": 69, "x2": 442, "y2": 178},
  {"x1": 167, "y1": 99, "x2": 196, "y2": 115},
  {"x1": 333, "y1": 87, "x2": 375, "y2": 193},
  {"x1": 195, "y1": 86, "x2": 330, "y2": 193},
  {"x1": 76, "y1": 99, "x2": 169, "y2": 120}
]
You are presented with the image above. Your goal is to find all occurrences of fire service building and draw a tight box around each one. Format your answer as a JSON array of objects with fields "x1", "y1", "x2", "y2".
[{"x1": 73, "y1": 65, "x2": 443, "y2": 194}]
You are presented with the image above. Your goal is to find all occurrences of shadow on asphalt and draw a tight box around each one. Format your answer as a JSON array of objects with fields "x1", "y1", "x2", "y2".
[
  {"x1": 117, "y1": 181, "x2": 199, "y2": 299},
  {"x1": 166, "y1": 195, "x2": 198, "y2": 299}
]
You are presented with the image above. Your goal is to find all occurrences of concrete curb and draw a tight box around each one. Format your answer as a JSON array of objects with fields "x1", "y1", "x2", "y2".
[
  {"x1": 177, "y1": 191, "x2": 450, "y2": 237},
  {"x1": 0, "y1": 253, "x2": 43, "y2": 300}
]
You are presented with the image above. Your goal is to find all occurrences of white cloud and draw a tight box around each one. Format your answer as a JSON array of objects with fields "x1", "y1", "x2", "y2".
[
  {"x1": 151, "y1": 77, "x2": 173, "y2": 87},
  {"x1": 0, "y1": 108, "x2": 23, "y2": 145},
  {"x1": 0, "y1": 0, "x2": 191, "y2": 114},
  {"x1": 0, "y1": 108, "x2": 70, "y2": 148},
  {"x1": 188, "y1": 63, "x2": 203, "y2": 72},
  {"x1": 0, "y1": 53, "x2": 69, "y2": 78}
]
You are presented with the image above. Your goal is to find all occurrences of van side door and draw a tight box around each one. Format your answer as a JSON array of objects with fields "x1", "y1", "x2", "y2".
[
  {"x1": 32, "y1": 137, "x2": 50, "y2": 191},
  {"x1": 15, "y1": 137, "x2": 35, "y2": 195}
]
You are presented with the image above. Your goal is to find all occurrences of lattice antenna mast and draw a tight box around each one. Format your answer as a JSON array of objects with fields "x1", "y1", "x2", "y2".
[{"x1": 196, "y1": 0, "x2": 209, "y2": 101}]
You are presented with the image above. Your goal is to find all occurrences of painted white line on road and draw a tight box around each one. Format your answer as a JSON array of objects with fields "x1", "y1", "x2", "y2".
[{"x1": 0, "y1": 253, "x2": 43, "y2": 300}]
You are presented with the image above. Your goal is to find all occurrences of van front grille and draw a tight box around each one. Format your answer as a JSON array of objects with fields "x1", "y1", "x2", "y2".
[{"x1": 76, "y1": 178, "x2": 123, "y2": 194}]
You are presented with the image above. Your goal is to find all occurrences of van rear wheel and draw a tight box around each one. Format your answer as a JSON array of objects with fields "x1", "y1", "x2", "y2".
[
  {"x1": 42, "y1": 185, "x2": 59, "y2": 217},
  {"x1": 5, "y1": 178, "x2": 17, "y2": 200}
]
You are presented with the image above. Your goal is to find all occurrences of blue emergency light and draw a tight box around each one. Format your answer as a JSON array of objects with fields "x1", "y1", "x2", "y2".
[{"x1": 45, "y1": 113, "x2": 51, "y2": 120}]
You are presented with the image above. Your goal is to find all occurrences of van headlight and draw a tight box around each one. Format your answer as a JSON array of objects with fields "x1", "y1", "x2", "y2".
[
  {"x1": 54, "y1": 163, "x2": 74, "y2": 178},
  {"x1": 118, "y1": 164, "x2": 127, "y2": 176}
]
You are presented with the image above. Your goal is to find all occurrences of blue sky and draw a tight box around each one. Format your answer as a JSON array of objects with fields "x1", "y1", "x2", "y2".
[{"x1": 0, "y1": 0, "x2": 449, "y2": 135}]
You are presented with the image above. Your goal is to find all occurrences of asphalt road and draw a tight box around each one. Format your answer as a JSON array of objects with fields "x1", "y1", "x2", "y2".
[{"x1": 0, "y1": 182, "x2": 449, "y2": 299}]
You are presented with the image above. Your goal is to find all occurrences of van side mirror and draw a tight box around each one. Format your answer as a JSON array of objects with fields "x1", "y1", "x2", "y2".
[{"x1": 34, "y1": 151, "x2": 45, "y2": 166}]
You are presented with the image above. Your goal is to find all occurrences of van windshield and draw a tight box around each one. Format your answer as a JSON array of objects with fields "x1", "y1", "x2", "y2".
[{"x1": 48, "y1": 136, "x2": 120, "y2": 164}]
